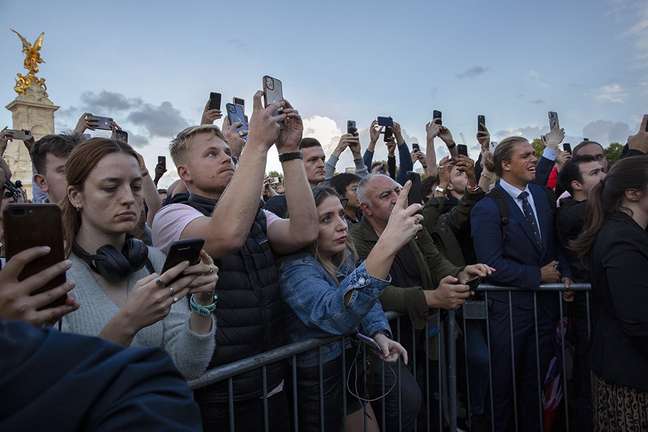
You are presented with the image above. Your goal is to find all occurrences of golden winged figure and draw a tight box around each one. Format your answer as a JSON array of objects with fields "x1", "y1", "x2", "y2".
[{"x1": 11, "y1": 29, "x2": 47, "y2": 94}]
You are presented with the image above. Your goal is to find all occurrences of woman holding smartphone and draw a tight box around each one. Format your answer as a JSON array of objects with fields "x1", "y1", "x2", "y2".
[
  {"x1": 280, "y1": 184, "x2": 422, "y2": 432},
  {"x1": 572, "y1": 155, "x2": 648, "y2": 430},
  {"x1": 60, "y1": 138, "x2": 218, "y2": 379}
]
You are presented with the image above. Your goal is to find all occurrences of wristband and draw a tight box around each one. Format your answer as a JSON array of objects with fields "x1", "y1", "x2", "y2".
[
  {"x1": 189, "y1": 293, "x2": 218, "y2": 317},
  {"x1": 446, "y1": 143, "x2": 456, "y2": 149},
  {"x1": 279, "y1": 151, "x2": 303, "y2": 163}
]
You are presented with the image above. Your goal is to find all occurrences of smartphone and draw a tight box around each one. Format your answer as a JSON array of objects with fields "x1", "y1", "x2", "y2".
[
  {"x1": 208, "y1": 92, "x2": 222, "y2": 111},
  {"x1": 563, "y1": 143, "x2": 572, "y2": 153},
  {"x1": 2, "y1": 129, "x2": 32, "y2": 141},
  {"x1": 3, "y1": 204, "x2": 66, "y2": 308},
  {"x1": 548, "y1": 111, "x2": 560, "y2": 131},
  {"x1": 161, "y1": 238, "x2": 205, "y2": 274},
  {"x1": 412, "y1": 143, "x2": 420, "y2": 152},
  {"x1": 158, "y1": 156, "x2": 166, "y2": 171},
  {"x1": 347, "y1": 120, "x2": 358, "y2": 135},
  {"x1": 433, "y1": 110, "x2": 442, "y2": 125},
  {"x1": 262, "y1": 75, "x2": 283, "y2": 107},
  {"x1": 384, "y1": 126, "x2": 394, "y2": 142},
  {"x1": 457, "y1": 144, "x2": 468, "y2": 157},
  {"x1": 88, "y1": 115, "x2": 113, "y2": 131},
  {"x1": 114, "y1": 130, "x2": 128, "y2": 143},
  {"x1": 356, "y1": 332, "x2": 383, "y2": 355},
  {"x1": 377, "y1": 116, "x2": 394, "y2": 127},
  {"x1": 477, "y1": 115, "x2": 486, "y2": 133},
  {"x1": 466, "y1": 276, "x2": 481, "y2": 291},
  {"x1": 233, "y1": 97, "x2": 245, "y2": 108},
  {"x1": 406, "y1": 171, "x2": 423, "y2": 205},
  {"x1": 226, "y1": 103, "x2": 249, "y2": 136}
]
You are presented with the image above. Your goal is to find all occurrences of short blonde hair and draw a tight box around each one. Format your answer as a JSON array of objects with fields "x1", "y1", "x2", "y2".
[{"x1": 170, "y1": 125, "x2": 226, "y2": 165}]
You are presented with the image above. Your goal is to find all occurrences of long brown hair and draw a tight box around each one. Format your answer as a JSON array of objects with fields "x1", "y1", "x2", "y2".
[
  {"x1": 311, "y1": 186, "x2": 358, "y2": 283},
  {"x1": 571, "y1": 155, "x2": 648, "y2": 257},
  {"x1": 61, "y1": 138, "x2": 140, "y2": 256}
]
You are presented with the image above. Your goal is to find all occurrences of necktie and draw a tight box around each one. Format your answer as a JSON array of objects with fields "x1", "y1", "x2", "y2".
[{"x1": 518, "y1": 191, "x2": 542, "y2": 247}]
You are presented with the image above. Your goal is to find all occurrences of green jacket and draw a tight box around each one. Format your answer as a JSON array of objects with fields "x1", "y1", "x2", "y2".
[
  {"x1": 350, "y1": 217, "x2": 462, "y2": 329},
  {"x1": 422, "y1": 188, "x2": 485, "y2": 267}
]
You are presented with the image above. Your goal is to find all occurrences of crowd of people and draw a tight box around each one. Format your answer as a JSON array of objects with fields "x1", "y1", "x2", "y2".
[{"x1": 1, "y1": 85, "x2": 647, "y2": 432}]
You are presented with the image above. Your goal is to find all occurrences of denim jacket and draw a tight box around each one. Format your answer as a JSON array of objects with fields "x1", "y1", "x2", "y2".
[{"x1": 279, "y1": 252, "x2": 391, "y2": 367}]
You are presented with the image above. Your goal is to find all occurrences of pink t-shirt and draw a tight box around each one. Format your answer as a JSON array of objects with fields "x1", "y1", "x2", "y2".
[{"x1": 152, "y1": 203, "x2": 280, "y2": 254}]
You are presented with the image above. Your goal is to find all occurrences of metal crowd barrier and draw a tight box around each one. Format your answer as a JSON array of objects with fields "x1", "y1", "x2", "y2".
[
  {"x1": 189, "y1": 283, "x2": 590, "y2": 432},
  {"x1": 462, "y1": 283, "x2": 592, "y2": 432}
]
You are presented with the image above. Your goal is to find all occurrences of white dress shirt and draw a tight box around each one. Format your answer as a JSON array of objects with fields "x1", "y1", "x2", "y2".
[{"x1": 498, "y1": 178, "x2": 542, "y2": 239}]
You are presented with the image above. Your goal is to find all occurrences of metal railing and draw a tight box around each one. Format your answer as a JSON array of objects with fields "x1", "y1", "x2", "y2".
[{"x1": 189, "y1": 283, "x2": 591, "y2": 432}]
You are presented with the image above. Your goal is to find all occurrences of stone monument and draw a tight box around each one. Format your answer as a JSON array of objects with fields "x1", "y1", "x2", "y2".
[{"x1": 4, "y1": 29, "x2": 58, "y2": 198}]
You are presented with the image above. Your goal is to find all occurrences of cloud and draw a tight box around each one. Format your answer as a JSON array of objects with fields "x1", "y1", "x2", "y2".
[
  {"x1": 528, "y1": 70, "x2": 550, "y2": 87},
  {"x1": 302, "y1": 116, "x2": 343, "y2": 153},
  {"x1": 494, "y1": 126, "x2": 548, "y2": 141},
  {"x1": 582, "y1": 120, "x2": 631, "y2": 144},
  {"x1": 127, "y1": 101, "x2": 189, "y2": 138},
  {"x1": 456, "y1": 66, "x2": 488, "y2": 79},
  {"x1": 128, "y1": 133, "x2": 150, "y2": 147},
  {"x1": 609, "y1": 0, "x2": 648, "y2": 68},
  {"x1": 530, "y1": 99, "x2": 545, "y2": 105},
  {"x1": 80, "y1": 90, "x2": 143, "y2": 112},
  {"x1": 593, "y1": 83, "x2": 627, "y2": 103}
]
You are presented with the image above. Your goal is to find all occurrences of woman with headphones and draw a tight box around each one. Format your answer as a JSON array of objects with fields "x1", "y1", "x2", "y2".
[{"x1": 60, "y1": 138, "x2": 218, "y2": 380}]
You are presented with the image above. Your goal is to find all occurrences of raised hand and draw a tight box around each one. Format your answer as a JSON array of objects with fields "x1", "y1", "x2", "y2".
[
  {"x1": 438, "y1": 126, "x2": 455, "y2": 148},
  {"x1": 453, "y1": 155, "x2": 477, "y2": 188},
  {"x1": 627, "y1": 114, "x2": 648, "y2": 154},
  {"x1": 200, "y1": 100, "x2": 223, "y2": 125},
  {"x1": 222, "y1": 116, "x2": 246, "y2": 159},
  {"x1": 477, "y1": 126, "x2": 491, "y2": 152},
  {"x1": 369, "y1": 120, "x2": 383, "y2": 144},
  {"x1": 74, "y1": 113, "x2": 98, "y2": 135},
  {"x1": 426, "y1": 121, "x2": 442, "y2": 142},
  {"x1": 0, "y1": 246, "x2": 78, "y2": 325},
  {"x1": 542, "y1": 128, "x2": 565, "y2": 150},
  {"x1": 392, "y1": 121, "x2": 405, "y2": 145},
  {"x1": 379, "y1": 181, "x2": 424, "y2": 254},
  {"x1": 247, "y1": 91, "x2": 286, "y2": 152},
  {"x1": 276, "y1": 99, "x2": 303, "y2": 154}
]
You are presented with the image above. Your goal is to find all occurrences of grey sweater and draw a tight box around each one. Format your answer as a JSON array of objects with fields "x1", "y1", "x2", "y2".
[{"x1": 61, "y1": 246, "x2": 216, "y2": 380}]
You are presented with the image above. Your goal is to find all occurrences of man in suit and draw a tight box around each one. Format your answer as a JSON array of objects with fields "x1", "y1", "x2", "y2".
[{"x1": 470, "y1": 136, "x2": 571, "y2": 432}]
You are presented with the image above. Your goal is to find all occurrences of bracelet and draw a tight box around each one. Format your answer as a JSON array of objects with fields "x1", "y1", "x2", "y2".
[
  {"x1": 446, "y1": 142, "x2": 456, "y2": 149},
  {"x1": 278, "y1": 151, "x2": 303, "y2": 163},
  {"x1": 189, "y1": 293, "x2": 218, "y2": 317}
]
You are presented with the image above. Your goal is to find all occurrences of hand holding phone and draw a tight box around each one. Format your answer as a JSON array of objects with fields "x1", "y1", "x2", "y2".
[
  {"x1": 457, "y1": 144, "x2": 468, "y2": 157},
  {"x1": 162, "y1": 239, "x2": 205, "y2": 274},
  {"x1": 226, "y1": 103, "x2": 249, "y2": 137},
  {"x1": 377, "y1": 116, "x2": 394, "y2": 127},
  {"x1": 548, "y1": 111, "x2": 560, "y2": 131},
  {"x1": 1, "y1": 129, "x2": 32, "y2": 141},
  {"x1": 87, "y1": 115, "x2": 113, "y2": 131}
]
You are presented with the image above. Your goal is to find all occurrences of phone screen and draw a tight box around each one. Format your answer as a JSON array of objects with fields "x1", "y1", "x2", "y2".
[
  {"x1": 208, "y1": 92, "x2": 222, "y2": 111},
  {"x1": 548, "y1": 111, "x2": 559, "y2": 131},
  {"x1": 233, "y1": 97, "x2": 245, "y2": 107},
  {"x1": 384, "y1": 126, "x2": 394, "y2": 142},
  {"x1": 412, "y1": 143, "x2": 420, "y2": 152},
  {"x1": 563, "y1": 143, "x2": 572, "y2": 153},
  {"x1": 457, "y1": 144, "x2": 468, "y2": 157},
  {"x1": 91, "y1": 116, "x2": 113, "y2": 131},
  {"x1": 226, "y1": 103, "x2": 249, "y2": 135}
]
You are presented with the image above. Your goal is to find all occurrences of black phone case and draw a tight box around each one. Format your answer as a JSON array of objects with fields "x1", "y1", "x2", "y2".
[{"x1": 162, "y1": 239, "x2": 205, "y2": 274}]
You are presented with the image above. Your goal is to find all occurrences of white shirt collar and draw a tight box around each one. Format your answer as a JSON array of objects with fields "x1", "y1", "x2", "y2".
[{"x1": 499, "y1": 178, "x2": 531, "y2": 201}]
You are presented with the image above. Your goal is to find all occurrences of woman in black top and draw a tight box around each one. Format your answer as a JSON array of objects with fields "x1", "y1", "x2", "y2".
[{"x1": 572, "y1": 155, "x2": 648, "y2": 431}]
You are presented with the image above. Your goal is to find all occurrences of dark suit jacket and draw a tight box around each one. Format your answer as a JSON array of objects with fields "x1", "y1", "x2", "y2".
[
  {"x1": 590, "y1": 212, "x2": 648, "y2": 391},
  {"x1": 470, "y1": 182, "x2": 569, "y2": 308}
]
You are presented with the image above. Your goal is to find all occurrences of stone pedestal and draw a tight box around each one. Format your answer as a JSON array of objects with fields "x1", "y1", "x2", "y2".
[{"x1": 4, "y1": 84, "x2": 58, "y2": 199}]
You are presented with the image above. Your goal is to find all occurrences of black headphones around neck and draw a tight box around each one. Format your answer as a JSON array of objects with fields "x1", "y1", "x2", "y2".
[{"x1": 72, "y1": 237, "x2": 153, "y2": 283}]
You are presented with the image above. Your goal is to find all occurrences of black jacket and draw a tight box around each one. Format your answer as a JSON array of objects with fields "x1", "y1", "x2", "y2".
[
  {"x1": 184, "y1": 195, "x2": 287, "y2": 402},
  {"x1": 0, "y1": 320, "x2": 201, "y2": 431},
  {"x1": 590, "y1": 212, "x2": 648, "y2": 391},
  {"x1": 556, "y1": 198, "x2": 589, "y2": 282}
]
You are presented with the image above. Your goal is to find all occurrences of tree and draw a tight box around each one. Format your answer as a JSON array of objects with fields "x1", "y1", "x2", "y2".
[
  {"x1": 267, "y1": 170, "x2": 283, "y2": 182},
  {"x1": 605, "y1": 142, "x2": 624, "y2": 164},
  {"x1": 531, "y1": 138, "x2": 544, "y2": 158}
]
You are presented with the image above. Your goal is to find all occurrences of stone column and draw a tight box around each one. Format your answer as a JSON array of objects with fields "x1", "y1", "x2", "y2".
[{"x1": 4, "y1": 83, "x2": 58, "y2": 199}]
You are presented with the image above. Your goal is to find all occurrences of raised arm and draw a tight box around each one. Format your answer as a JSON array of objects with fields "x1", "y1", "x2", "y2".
[
  {"x1": 393, "y1": 121, "x2": 413, "y2": 184},
  {"x1": 180, "y1": 92, "x2": 284, "y2": 258},
  {"x1": 425, "y1": 121, "x2": 441, "y2": 178},
  {"x1": 266, "y1": 100, "x2": 319, "y2": 255}
]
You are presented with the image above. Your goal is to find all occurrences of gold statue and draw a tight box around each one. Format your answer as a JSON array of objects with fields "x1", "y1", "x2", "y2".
[{"x1": 11, "y1": 29, "x2": 47, "y2": 95}]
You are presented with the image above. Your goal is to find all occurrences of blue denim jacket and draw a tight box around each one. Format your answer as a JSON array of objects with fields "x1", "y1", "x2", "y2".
[{"x1": 279, "y1": 252, "x2": 391, "y2": 367}]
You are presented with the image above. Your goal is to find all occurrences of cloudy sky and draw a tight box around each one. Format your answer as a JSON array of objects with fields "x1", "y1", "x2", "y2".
[{"x1": 1, "y1": 0, "x2": 647, "y2": 186}]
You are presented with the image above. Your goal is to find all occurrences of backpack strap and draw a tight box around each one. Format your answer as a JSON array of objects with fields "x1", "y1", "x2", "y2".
[{"x1": 486, "y1": 187, "x2": 509, "y2": 241}]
